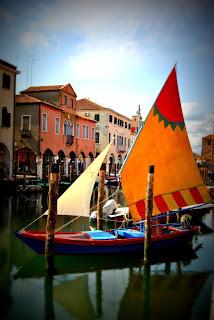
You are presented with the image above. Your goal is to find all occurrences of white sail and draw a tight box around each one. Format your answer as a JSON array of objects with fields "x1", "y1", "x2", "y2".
[{"x1": 45, "y1": 142, "x2": 112, "y2": 217}]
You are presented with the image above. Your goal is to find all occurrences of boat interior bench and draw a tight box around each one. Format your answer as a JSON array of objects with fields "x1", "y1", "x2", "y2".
[
  {"x1": 85, "y1": 230, "x2": 117, "y2": 240},
  {"x1": 116, "y1": 229, "x2": 145, "y2": 238}
]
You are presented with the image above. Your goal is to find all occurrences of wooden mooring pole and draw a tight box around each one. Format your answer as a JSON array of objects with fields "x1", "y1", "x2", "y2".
[
  {"x1": 45, "y1": 163, "x2": 59, "y2": 272},
  {"x1": 97, "y1": 163, "x2": 106, "y2": 230},
  {"x1": 144, "y1": 165, "x2": 154, "y2": 264}
]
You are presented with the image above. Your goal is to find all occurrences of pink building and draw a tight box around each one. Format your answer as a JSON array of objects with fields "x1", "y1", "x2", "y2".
[{"x1": 15, "y1": 84, "x2": 96, "y2": 178}]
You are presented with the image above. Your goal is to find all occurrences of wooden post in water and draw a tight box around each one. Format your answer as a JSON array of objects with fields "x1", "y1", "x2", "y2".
[
  {"x1": 45, "y1": 163, "x2": 59, "y2": 272},
  {"x1": 97, "y1": 163, "x2": 106, "y2": 230},
  {"x1": 144, "y1": 165, "x2": 154, "y2": 264}
]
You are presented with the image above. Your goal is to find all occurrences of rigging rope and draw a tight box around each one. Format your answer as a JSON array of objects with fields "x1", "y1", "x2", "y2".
[
  {"x1": 20, "y1": 187, "x2": 121, "y2": 232},
  {"x1": 19, "y1": 213, "x2": 46, "y2": 232}
]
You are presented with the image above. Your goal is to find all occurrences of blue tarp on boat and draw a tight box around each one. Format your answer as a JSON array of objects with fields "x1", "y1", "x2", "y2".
[{"x1": 85, "y1": 230, "x2": 117, "y2": 240}]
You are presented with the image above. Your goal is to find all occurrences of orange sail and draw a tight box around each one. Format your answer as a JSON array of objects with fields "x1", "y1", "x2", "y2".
[{"x1": 121, "y1": 66, "x2": 211, "y2": 222}]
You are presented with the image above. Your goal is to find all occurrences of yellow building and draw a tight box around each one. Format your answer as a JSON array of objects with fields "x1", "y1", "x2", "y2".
[
  {"x1": 0, "y1": 60, "x2": 20, "y2": 179},
  {"x1": 76, "y1": 98, "x2": 133, "y2": 174}
]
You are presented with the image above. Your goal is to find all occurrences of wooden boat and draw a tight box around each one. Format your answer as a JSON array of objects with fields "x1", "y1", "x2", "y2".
[
  {"x1": 16, "y1": 65, "x2": 212, "y2": 255},
  {"x1": 16, "y1": 225, "x2": 198, "y2": 255}
]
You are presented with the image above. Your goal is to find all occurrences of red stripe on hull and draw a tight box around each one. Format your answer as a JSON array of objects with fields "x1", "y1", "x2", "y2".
[
  {"x1": 172, "y1": 191, "x2": 187, "y2": 207},
  {"x1": 136, "y1": 200, "x2": 146, "y2": 219},
  {"x1": 154, "y1": 195, "x2": 169, "y2": 212},
  {"x1": 189, "y1": 187, "x2": 204, "y2": 204}
]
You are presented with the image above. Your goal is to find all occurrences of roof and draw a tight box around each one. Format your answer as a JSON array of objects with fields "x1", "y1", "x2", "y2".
[
  {"x1": 202, "y1": 134, "x2": 214, "y2": 140},
  {"x1": 76, "y1": 112, "x2": 96, "y2": 123},
  {"x1": 76, "y1": 98, "x2": 131, "y2": 121},
  {"x1": 16, "y1": 94, "x2": 41, "y2": 104},
  {"x1": 0, "y1": 59, "x2": 20, "y2": 74},
  {"x1": 16, "y1": 94, "x2": 59, "y2": 108},
  {"x1": 22, "y1": 84, "x2": 67, "y2": 93},
  {"x1": 76, "y1": 98, "x2": 108, "y2": 111}
]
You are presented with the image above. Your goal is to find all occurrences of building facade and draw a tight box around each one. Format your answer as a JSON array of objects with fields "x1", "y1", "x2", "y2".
[
  {"x1": 0, "y1": 60, "x2": 19, "y2": 179},
  {"x1": 76, "y1": 98, "x2": 133, "y2": 174},
  {"x1": 15, "y1": 85, "x2": 96, "y2": 178},
  {"x1": 201, "y1": 134, "x2": 214, "y2": 163}
]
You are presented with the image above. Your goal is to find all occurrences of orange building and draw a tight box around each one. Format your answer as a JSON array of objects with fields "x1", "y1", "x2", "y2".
[
  {"x1": 201, "y1": 134, "x2": 214, "y2": 162},
  {"x1": 15, "y1": 84, "x2": 96, "y2": 178}
]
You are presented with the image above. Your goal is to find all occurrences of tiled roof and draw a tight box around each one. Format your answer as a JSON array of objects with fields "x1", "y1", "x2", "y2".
[
  {"x1": 16, "y1": 94, "x2": 41, "y2": 103},
  {"x1": 76, "y1": 98, "x2": 131, "y2": 121},
  {"x1": 76, "y1": 98, "x2": 108, "y2": 111},
  {"x1": 76, "y1": 112, "x2": 96, "y2": 122},
  {"x1": 203, "y1": 134, "x2": 214, "y2": 139},
  {"x1": 16, "y1": 94, "x2": 57, "y2": 108},
  {"x1": 22, "y1": 84, "x2": 67, "y2": 92}
]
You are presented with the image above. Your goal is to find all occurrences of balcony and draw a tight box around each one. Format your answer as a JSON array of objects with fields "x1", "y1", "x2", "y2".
[
  {"x1": 66, "y1": 135, "x2": 74, "y2": 145},
  {"x1": 117, "y1": 145, "x2": 126, "y2": 153},
  {"x1": 21, "y1": 129, "x2": 31, "y2": 137}
]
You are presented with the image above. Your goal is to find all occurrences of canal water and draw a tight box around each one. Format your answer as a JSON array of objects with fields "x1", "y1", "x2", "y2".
[{"x1": 0, "y1": 188, "x2": 214, "y2": 320}]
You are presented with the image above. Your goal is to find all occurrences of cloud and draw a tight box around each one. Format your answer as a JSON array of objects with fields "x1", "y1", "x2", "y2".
[
  {"x1": 19, "y1": 31, "x2": 49, "y2": 48},
  {"x1": 67, "y1": 39, "x2": 139, "y2": 80},
  {"x1": 186, "y1": 111, "x2": 214, "y2": 153}
]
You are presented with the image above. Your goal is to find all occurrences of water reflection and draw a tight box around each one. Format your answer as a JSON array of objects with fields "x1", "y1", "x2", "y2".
[{"x1": 0, "y1": 192, "x2": 214, "y2": 320}]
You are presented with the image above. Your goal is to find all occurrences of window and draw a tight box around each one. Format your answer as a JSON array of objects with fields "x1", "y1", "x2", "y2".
[
  {"x1": 64, "y1": 120, "x2": 67, "y2": 134},
  {"x1": 21, "y1": 115, "x2": 31, "y2": 131},
  {"x1": 2, "y1": 73, "x2": 10, "y2": 89},
  {"x1": 76, "y1": 123, "x2": 80, "y2": 138},
  {"x1": 128, "y1": 123, "x2": 131, "y2": 130},
  {"x1": 71, "y1": 122, "x2": 74, "y2": 136},
  {"x1": 83, "y1": 125, "x2": 89, "y2": 139},
  {"x1": 92, "y1": 128, "x2": 95, "y2": 140},
  {"x1": 86, "y1": 125, "x2": 89, "y2": 139},
  {"x1": 128, "y1": 138, "x2": 130, "y2": 148},
  {"x1": 95, "y1": 131, "x2": 100, "y2": 143},
  {"x1": 2, "y1": 107, "x2": 11, "y2": 127},
  {"x1": 67, "y1": 121, "x2": 71, "y2": 135},
  {"x1": 63, "y1": 95, "x2": 67, "y2": 105},
  {"x1": 125, "y1": 122, "x2": 127, "y2": 128},
  {"x1": 70, "y1": 98, "x2": 73, "y2": 108},
  {"x1": 55, "y1": 117, "x2": 60, "y2": 134},
  {"x1": 109, "y1": 132, "x2": 111, "y2": 143},
  {"x1": 42, "y1": 113, "x2": 47, "y2": 131},
  {"x1": 109, "y1": 115, "x2": 112, "y2": 123},
  {"x1": 94, "y1": 114, "x2": 100, "y2": 122},
  {"x1": 114, "y1": 117, "x2": 117, "y2": 124}
]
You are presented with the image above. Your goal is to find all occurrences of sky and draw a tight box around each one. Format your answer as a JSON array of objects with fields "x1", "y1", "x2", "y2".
[{"x1": 0, "y1": 0, "x2": 214, "y2": 153}]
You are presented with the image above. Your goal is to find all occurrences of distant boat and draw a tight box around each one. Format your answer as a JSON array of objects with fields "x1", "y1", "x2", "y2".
[{"x1": 16, "y1": 65, "x2": 212, "y2": 255}]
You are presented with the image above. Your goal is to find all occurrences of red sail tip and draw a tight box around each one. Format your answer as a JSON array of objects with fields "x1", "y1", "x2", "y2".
[{"x1": 155, "y1": 67, "x2": 184, "y2": 123}]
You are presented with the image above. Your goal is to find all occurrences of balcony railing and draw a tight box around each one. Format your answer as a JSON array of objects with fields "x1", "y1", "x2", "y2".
[
  {"x1": 117, "y1": 145, "x2": 126, "y2": 152},
  {"x1": 66, "y1": 135, "x2": 74, "y2": 145},
  {"x1": 21, "y1": 129, "x2": 31, "y2": 137}
]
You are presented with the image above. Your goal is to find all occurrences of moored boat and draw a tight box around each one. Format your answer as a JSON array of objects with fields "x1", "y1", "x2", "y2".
[{"x1": 15, "y1": 65, "x2": 212, "y2": 255}]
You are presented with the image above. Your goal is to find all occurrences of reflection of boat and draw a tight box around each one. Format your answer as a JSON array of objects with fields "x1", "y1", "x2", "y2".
[
  {"x1": 14, "y1": 241, "x2": 199, "y2": 279},
  {"x1": 16, "y1": 66, "x2": 211, "y2": 255}
]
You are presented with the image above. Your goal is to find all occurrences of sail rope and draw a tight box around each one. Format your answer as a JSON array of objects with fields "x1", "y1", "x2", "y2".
[
  {"x1": 56, "y1": 188, "x2": 120, "y2": 231},
  {"x1": 20, "y1": 188, "x2": 120, "y2": 232},
  {"x1": 19, "y1": 213, "x2": 46, "y2": 232}
]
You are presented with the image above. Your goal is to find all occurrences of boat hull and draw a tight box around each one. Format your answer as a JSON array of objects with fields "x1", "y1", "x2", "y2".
[{"x1": 15, "y1": 227, "x2": 196, "y2": 255}]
